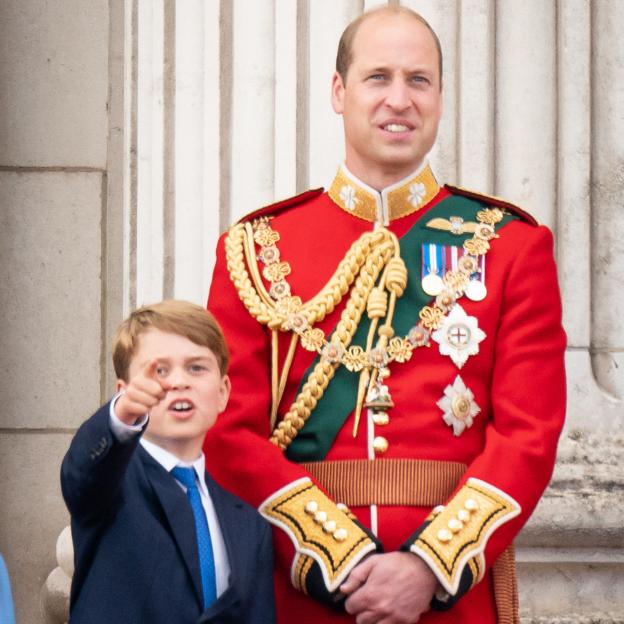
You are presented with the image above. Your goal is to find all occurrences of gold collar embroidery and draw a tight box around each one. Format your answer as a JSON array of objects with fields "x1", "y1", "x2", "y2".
[{"x1": 328, "y1": 163, "x2": 440, "y2": 225}]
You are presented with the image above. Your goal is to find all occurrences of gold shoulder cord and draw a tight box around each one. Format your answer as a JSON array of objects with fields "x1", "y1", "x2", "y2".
[
  {"x1": 225, "y1": 220, "x2": 405, "y2": 447},
  {"x1": 225, "y1": 207, "x2": 503, "y2": 451}
]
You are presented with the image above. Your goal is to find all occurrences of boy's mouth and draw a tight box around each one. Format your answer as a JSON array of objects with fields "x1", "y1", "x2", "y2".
[{"x1": 168, "y1": 399, "x2": 194, "y2": 413}]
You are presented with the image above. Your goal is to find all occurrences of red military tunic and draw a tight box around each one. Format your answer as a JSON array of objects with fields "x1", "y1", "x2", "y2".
[{"x1": 204, "y1": 163, "x2": 566, "y2": 623}]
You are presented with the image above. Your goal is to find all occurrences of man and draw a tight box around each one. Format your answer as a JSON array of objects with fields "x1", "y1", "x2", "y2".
[{"x1": 205, "y1": 6, "x2": 566, "y2": 623}]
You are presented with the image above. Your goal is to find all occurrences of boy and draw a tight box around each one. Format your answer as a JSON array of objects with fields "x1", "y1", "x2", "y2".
[{"x1": 61, "y1": 300, "x2": 275, "y2": 623}]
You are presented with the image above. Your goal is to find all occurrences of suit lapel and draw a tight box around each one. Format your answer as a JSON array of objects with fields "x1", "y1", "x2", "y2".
[{"x1": 139, "y1": 447, "x2": 204, "y2": 607}]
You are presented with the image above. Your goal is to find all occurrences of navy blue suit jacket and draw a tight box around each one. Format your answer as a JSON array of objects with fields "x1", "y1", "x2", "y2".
[{"x1": 61, "y1": 403, "x2": 275, "y2": 623}]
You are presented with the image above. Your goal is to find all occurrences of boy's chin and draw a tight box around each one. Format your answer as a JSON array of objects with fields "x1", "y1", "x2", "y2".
[{"x1": 144, "y1": 431, "x2": 207, "y2": 461}]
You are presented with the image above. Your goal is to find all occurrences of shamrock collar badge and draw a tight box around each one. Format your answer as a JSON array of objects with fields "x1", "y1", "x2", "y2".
[{"x1": 432, "y1": 303, "x2": 485, "y2": 369}]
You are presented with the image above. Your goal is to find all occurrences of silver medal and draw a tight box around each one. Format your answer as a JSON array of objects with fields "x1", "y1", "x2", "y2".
[
  {"x1": 422, "y1": 272, "x2": 445, "y2": 296},
  {"x1": 465, "y1": 279, "x2": 487, "y2": 301}
]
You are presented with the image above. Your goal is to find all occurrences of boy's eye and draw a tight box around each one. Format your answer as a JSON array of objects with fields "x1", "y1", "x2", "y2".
[
  {"x1": 156, "y1": 366, "x2": 168, "y2": 377},
  {"x1": 190, "y1": 364, "x2": 207, "y2": 373}
]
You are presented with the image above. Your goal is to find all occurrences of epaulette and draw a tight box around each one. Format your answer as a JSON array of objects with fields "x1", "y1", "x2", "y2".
[
  {"x1": 236, "y1": 188, "x2": 324, "y2": 224},
  {"x1": 445, "y1": 184, "x2": 539, "y2": 226}
]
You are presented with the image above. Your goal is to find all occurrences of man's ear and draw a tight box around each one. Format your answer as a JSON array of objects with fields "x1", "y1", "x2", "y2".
[
  {"x1": 331, "y1": 71, "x2": 345, "y2": 115},
  {"x1": 116, "y1": 379, "x2": 127, "y2": 392}
]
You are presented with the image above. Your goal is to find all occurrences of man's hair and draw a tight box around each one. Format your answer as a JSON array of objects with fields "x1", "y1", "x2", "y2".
[
  {"x1": 335, "y1": 6, "x2": 443, "y2": 87},
  {"x1": 112, "y1": 300, "x2": 229, "y2": 381}
]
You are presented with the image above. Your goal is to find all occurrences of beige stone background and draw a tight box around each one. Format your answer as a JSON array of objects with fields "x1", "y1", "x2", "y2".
[{"x1": 0, "y1": 1, "x2": 622, "y2": 623}]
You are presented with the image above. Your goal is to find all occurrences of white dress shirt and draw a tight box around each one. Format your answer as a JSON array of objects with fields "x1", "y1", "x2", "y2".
[{"x1": 109, "y1": 398, "x2": 231, "y2": 597}]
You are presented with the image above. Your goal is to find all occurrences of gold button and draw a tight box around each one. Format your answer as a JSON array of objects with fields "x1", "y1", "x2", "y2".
[
  {"x1": 336, "y1": 503, "x2": 349, "y2": 513},
  {"x1": 448, "y1": 518, "x2": 463, "y2": 533},
  {"x1": 457, "y1": 509, "x2": 470, "y2": 523},
  {"x1": 333, "y1": 528, "x2": 348, "y2": 542},
  {"x1": 373, "y1": 436, "x2": 389, "y2": 454},
  {"x1": 432, "y1": 505, "x2": 445, "y2": 516},
  {"x1": 305, "y1": 501, "x2": 318, "y2": 515},
  {"x1": 437, "y1": 529, "x2": 453, "y2": 543},
  {"x1": 372, "y1": 411, "x2": 390, "y2": 426},
  {"x1": 451, "y1": 395, "x2": 471, "y2": 420},
  {"x1": 313, "y1": 511, "x2": 327, "y2": 524},
  {"x1": 323, "y1": 520, "x2": 337, "y2": 533},
  {"x1": 464, "y1": 498, "x2": 479, "y2": 512}
]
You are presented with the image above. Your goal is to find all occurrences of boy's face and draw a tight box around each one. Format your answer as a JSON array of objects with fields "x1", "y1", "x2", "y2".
[{"x1": 120, "y1": 328, "x2": 230, "y2": 460}]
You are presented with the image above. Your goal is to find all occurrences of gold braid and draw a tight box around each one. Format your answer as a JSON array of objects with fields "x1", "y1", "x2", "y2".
[
  {"x1": 270, "y1": 236, "x2": 397, "y2": 449},
  {"x1": 225, "y1": 224, "x2": 275, "y2": 326},
  {"x1": 226, "y1": 223, "x2": 396, "y2": 328},
  {"x1": 226, "y1": 206, "x2": 503, "y2": 449},
  {"x1": 225, "y1": 221, "x2": 403, "y2": 449}
]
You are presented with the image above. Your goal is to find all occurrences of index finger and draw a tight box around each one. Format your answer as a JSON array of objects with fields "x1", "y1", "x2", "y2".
[
  {"x1": 143, "y1": 359, "x2": 160, "y2": 379},
  {"x1": 142, "y1": 359, "x2": 171, "y2": 392}
]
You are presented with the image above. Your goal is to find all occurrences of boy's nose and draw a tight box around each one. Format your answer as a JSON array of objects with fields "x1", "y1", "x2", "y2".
[{"x1": 168, "y1": 370, "x2": 191, "y2": 390}]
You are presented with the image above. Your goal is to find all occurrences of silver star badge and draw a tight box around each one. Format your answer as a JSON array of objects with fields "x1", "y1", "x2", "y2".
[
  {"x1": 431, "y1": 303, "x2": 486, "y2": 369},
  {"x1": 437, "y1": 375, "x2": 481, "y2": 436}
]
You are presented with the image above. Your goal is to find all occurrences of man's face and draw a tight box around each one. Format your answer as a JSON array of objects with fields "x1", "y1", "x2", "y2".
[
  {"x1": 332, "y1": 13, "x2": 443, "y2": 186},
  {"x1": 122, "y1": 328, "x2": 230, "y2": 460}
]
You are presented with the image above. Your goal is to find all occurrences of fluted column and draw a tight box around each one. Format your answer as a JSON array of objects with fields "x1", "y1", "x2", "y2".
[{"x1": 112, "y1": 4, "x2": 624, "y2": 619}]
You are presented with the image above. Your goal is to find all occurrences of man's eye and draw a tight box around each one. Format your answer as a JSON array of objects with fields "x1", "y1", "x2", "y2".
[
  {"x1": 368, "y1": 74, "x2": 386, "y2": 81},
  {"x1": 411, "y1": 75, "x2": 430, "y2": 85}
]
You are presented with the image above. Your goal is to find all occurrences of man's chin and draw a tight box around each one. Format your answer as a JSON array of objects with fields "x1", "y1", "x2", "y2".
[{"x1": 373, "y1": 155, "x2": 425, "y2": 179}]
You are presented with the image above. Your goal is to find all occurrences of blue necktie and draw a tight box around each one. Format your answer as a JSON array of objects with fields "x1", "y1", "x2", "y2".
[{"x1": 170, "y1": 466, "x2": 217, "y2": 608}]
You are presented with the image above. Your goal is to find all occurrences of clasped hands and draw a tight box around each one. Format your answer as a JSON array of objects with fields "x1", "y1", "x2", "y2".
[{"x1": 340, "y1": 551, "x2": 438, "y2": 624}]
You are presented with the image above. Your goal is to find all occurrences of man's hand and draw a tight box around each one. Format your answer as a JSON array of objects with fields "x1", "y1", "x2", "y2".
[
  {"x1": 340, "y1": 552, "x2": 439, "y2": 624},
  {"x1": 115, "y1": 360, "x2": 169, "y2": 425}
]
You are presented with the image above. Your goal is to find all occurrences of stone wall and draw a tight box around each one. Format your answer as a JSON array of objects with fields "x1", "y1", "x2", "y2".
[
  {"x1": 1, "y1": 1, "x2": 622, "y2": 622},
  {"x1": 0, "y1": 1, "x2": 123, "y2": 622}
]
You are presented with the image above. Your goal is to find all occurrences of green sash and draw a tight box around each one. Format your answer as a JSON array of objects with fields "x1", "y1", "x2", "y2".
[{"x1": 285, "y1": 194, "x2": 515, "y2": 462}]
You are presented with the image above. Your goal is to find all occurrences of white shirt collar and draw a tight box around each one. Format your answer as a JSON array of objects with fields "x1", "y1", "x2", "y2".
[{"x1": 140, "y1": 438, "x2": 209, "y2": 498}]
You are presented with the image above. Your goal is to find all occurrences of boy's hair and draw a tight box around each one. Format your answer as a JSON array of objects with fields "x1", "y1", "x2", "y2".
[{"x1": 112, "y1": 300, "x2": 229, "y2": 381}]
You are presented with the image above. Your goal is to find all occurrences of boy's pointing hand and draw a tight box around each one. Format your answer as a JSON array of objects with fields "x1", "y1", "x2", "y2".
[{"x1": 115, "y1": 360, "x2": 170, "y2": 425}]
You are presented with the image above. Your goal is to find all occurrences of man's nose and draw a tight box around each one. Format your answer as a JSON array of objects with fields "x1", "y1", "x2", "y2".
[{"x1": 384, "y1": 79, "x2": 411, "y2": 111}]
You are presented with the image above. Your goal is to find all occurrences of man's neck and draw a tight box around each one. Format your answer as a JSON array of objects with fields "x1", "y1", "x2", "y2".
[{"x1": 344, "y1": 159, "x2": 425, "y2": 192}]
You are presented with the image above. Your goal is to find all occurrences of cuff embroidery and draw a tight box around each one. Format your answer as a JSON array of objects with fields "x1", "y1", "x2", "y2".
[
  {"x1": 410, "y1": 478, "x2": 520, "y2": 595},
  {"x1": 259, "y1": 477, "x2": 377, "y2": 591}
]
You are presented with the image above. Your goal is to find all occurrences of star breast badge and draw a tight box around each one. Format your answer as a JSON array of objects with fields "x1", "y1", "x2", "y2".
[
  {"x1": 431, "y1": 303, "x2": 486, "y2": 369},
  {"x1": 437, "y1": 375, "x2": 481, "y2": 436}
]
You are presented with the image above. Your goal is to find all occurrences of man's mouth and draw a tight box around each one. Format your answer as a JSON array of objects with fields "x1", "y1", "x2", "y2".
[{"x1": 382, "y1": 123, "x2": 411, "y2": 133}]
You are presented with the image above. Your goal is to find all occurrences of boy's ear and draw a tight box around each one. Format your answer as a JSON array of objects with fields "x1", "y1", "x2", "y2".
[
  {"x1": 116, "y1": 379, "x2": 127, "y2": 392},
  {"x1": 218, "y1": 375, "x2": 232, "y2": 413}
]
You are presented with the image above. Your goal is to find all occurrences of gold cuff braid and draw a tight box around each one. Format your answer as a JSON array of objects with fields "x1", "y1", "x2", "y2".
[
  {"x1": 259, "y1": 478, "x2": 377, "y2": 592},
  {"x1": 409, "y1": 478, "x2": 521, "y2": 595}
]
